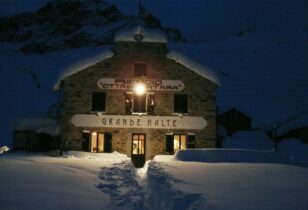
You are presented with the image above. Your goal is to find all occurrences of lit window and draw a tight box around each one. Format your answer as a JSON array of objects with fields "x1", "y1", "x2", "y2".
[
  {"x1": 166, "y1": 134, "x2": 195, "y2": 154},
  {"x1": 173, "y1": 134, "x2": 187, "y2": 153},
  {"x1": 132, "y1": 134, "x2": 145, "y2": 154},
  {"x1": 89, "y1": 132, "x2": 112, "y2": 153},
  {"x1": 126, "y1": 93, "x2": 154, "y2": 114}
]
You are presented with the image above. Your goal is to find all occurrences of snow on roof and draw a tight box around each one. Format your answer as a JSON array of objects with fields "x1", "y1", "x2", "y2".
[
  {"x1": 277, "y1": 112, "x2": 308, "y2": 136},
  {"x1": 223, "y1": 131, "x2": 273, "y2": 150},
  {"x1": 219, "y1": 105, "x2": 251, "y2": 117},
  {"x1": 114, "y1": 25, "x2": 167, "y2": 43},
  {"x1": 14, "y1": 118, "x2": 60, "y2": 136},
  {"x1": 53, "y1": 49, "x2": 114, "y2": 90},
  {"x1": 167, "y1": 51, "x2": 221, "y2": 86}
]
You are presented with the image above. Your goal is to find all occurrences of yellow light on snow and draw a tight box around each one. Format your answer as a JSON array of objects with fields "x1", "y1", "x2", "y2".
[{"x1": 133, "y1": 83, "x2": 146, "y2": 96}]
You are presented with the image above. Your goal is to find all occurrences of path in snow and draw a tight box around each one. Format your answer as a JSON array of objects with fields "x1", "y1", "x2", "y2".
[
  {"x1": 97, "y1": 160, "x2": 208, "y2": 210},
  {"x1": 97, "y1": 161, "x2": 145, "y2": 210},
  {"x1": 146, "y1": 161, "x2": 211, "y2": 210}
]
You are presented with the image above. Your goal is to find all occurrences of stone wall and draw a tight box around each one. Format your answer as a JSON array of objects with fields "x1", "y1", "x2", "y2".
[{"x1": 60, "y1": 41, "x2": 217, "y2": 159}]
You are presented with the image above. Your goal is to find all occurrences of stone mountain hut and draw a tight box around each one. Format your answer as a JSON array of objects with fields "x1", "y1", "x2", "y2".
[{"x1": 54, "y1": 25, "x2": 221, "y2": 167}]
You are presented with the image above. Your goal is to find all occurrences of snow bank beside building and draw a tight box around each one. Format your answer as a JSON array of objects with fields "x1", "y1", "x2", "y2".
[
  {"x1": 173, "y1": 149, "x2": 291, "y2": 164},
  {"x1": 149, "y1": 158, "x2": 308, "y2": 210},
  {"x1": 0, "y1": 146, "x2": 10, "y2": 154},
  {"x1": 63, "y1": 150, "x2": 129, "y2": 162},
  {"x1": 223, "y1": 131, "x2": 273, "y2": 150},
  {"x1": 0, "y1": 153, "x2": 112, "y2": 210},
  {"x1": 14, "y1": 117, "x2": 60, "y2": 136},
  {"x1": 277, "y1": 139, "x2": 308, "y2": 164}
]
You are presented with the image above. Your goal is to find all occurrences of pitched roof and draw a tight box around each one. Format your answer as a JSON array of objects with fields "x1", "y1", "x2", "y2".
[
  {"x1": 167, "y1": 51, "x2": 221, "y2": 86},
  {"x1": 114, "y1": 25, "x2": 167, "y2": 43},
  {"x1": 53, "y1": 49, "x2": 114, "y2": 90}
]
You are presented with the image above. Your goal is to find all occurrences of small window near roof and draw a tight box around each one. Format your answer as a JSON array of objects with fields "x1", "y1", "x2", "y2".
[{"x1": 134, "y1": 63, "x2": 147, "y2": 77}]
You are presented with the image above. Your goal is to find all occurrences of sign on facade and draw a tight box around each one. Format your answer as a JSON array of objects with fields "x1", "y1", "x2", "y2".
[
  {"x1": 71, "y1": 114, "x2": 207, "y2": 130},
  {"x1": 97, "y1": 78, "x2": 184, "y2": 91}
]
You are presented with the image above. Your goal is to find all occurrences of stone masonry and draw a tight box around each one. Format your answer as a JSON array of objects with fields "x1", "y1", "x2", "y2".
[{"x1": 60, "y1": 41, "x2": 217, "y2": 160}]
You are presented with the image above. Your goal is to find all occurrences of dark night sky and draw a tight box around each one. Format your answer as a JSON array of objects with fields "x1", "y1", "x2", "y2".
[{"x1": 0, "y1": 0, "x2": 307, "y2": 146}]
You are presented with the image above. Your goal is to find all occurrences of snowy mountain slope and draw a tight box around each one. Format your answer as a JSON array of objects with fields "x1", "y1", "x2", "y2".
[
  {"x1": 0, "y1": 0, "x2": 307, "y2": 147},
  {"x1": 169, "y1": 27, "x2": 308, "y2": 128},
  {"x1": 109, "y1": 0, "x2": 308, "y2": 42},
  {"x1": 0, "y1": 44, "x2": 113, "y2": 146},
  {"x1": 0, "y1": 0, "x2": 183, "y2": 53}
]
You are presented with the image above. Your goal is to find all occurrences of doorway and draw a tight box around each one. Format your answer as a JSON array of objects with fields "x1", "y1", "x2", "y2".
[{"x1": 131, "y1": 133, "x2": 146, "y2": 168}]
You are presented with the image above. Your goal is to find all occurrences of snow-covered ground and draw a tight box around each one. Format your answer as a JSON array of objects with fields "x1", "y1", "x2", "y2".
[
  {"x1": 151, "y1": 155, "x2": 308, "y2": 210},
  {"x1": 1, "y1": 141, "x2": 308, "y2": 210},
  {"x1": 0, "y1": 151, "x2": 128, "y2": 210},
  {"x1": 0, "y1": 0, "x2": 307, "y2": 147}
]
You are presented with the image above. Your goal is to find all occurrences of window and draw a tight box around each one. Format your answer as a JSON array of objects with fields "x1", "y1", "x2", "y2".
[
  {"x1": 92, "y1": 92, "x2": 106, "y2": 112},
  {"x1": 133, "y1": 94, "x2": 146, "y2": 113},
  {"x1": 174, "y1": 94, "x2": 187, "y2": 113},
  {"x1": 134, "y1": 63, "x2": 147, "y2": 77},
  {"x1": 132, "y1": 134, "x2": 145, "y2": 155},
  {"x1": 89, "y1": 132, "x2": 112, "y2": 153},
  {"x1": 166, "y1": 134, "x2": 195, "y2": 154},
  {"x1": 126, "y1": 93, "x2": 154, "y2": 114},
  {"x1": 187, "y1": 135, "x2": 196, "y2": 148},
  {"x1": 173, "y1": 134, "x2": 187, "y2": 153}
]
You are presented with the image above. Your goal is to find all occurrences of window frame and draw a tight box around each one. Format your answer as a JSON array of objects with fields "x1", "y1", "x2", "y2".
[
  {"x1": 134, "y1": 63, "x2": 147, "y2": 77},
  {"x1": 173, "y1": 134, "x2": 187, "y2": 153},
  {"x1": 126, "y1": 92, "x2": 155, "y2": 115},
  {"x1": 166, "y1": 133, "x2": 195, "y2": 154},
  {"x1": 89, "y1": 131, "x2": 112, "y2": 153},
  {"x1": 132, "y1": 133, "x2": 146, "y2": 155}
]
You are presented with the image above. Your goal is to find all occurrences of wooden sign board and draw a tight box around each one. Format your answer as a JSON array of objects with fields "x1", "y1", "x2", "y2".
[
  {"x1": 71, "y1": 114, "x2": 207, "y2": 130},
  {"x1": 97, "y1": 78, "x2": 184, "y2": 91}
]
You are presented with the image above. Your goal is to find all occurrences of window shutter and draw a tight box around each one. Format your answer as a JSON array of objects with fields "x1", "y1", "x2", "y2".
[
  {"x1": 81, "y1": 132, "x2": 90, "y2": 151},
  {"x1": 187, "y1": 135, "x2": 196, "y2": 148},
  {"x1": 174, "y1": 94, "x2": 188, "y2": 113},
  {"x1": 92, "y1": 92, "x2": 106, "y2": 111},
  {"x1": 147, "y1": 94, "x2": 155, "y2": 115},
  {"x1": 125, "y1": 94, "x2": 133, "y2": 114},
  {"x1": 104, "y1": 133, "x2": 112, "y2": 153},
  {"x1": 166, "y1": 135, "x2": 174, "y2": 154}
]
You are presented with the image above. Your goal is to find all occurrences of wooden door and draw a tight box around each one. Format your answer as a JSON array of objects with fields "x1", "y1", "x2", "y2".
[
  {"x1": 104, "y1": 133, "x2": 112, "y2": 153},
  {"x1": 131, "y1": 134, "x2": 146, "y2": 168}
]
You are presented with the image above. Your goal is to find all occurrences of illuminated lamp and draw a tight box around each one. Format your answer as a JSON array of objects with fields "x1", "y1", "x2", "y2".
[{"x1": 133, "y1": 83, "x2": 146, "y2": 96}]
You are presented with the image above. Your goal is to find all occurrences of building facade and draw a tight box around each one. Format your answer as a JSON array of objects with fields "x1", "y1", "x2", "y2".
[
  {"x1": 56, "y1": 26, "x2": 220, "y2": 166},
  {"x1": 218, "y1": 107, "x2": 252, "y2": 136}
]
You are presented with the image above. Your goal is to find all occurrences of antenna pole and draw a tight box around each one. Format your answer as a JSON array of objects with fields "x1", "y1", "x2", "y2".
[{"x1": 138, "y1": 0, "x2": 142, "y2": 18}]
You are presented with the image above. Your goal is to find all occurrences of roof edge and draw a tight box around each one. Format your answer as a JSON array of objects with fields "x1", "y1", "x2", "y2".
[
  {"x1": 53, "y1": 50, "x2": 114, "y2": 91},
  {"x1": 166, "y1": 50, "x2": 221, "y2": 86}
]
